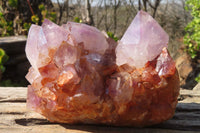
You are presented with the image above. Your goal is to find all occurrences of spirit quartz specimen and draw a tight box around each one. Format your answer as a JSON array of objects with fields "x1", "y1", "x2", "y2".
[{"x1": 25, "y1": 11, "x2": 180, "y2": 127}]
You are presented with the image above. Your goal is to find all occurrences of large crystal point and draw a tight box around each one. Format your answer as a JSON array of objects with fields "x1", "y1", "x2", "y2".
[
  {"x1": 25, "y1": 25, "x2": 47, "y2": 71},
  {"x1": 116, "y1": 11, "x2": 169, "y2": 68},
  {"x1": 63, "y1": 22, "x2": 109, "y2": 54},
  {"x1": 25, "y1": 11, "x2": 179, "y2": 127}
]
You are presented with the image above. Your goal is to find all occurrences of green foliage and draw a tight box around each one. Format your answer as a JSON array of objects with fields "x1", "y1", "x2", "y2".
[
  {"x1": 195, "y1": 74, "x2": 200, "y2": 82},
  {"x1": 31, "y1": 15, "x2": 39, "y2": 24},
  {"x1": 107, "y1": 31, "x2": 119, "y2": 42},
  {"x1": 23, "y1": 22, "x2": 31, "y2": 32},
  {"x1": 8, "y1": 0, "x2": 18, "y2": 8},
  {"x1": 22, "y1": 4, "x2": 57, "y2": 32},
  {"x1": 48, "y1": 12, "x2": 57, "y2": 22},
  {"x1": 0, "y1": 2, "x2": 57, "y2": 36},
  {"x1": 0, "y1": 12, "x2": 14, "y2": 36},
  {"x1": 184, "y1": 0, "x2": 200, "y2": 59},
  {"x1": 0, "y1": 48, "x2": 9, "y2": 73},
  {"x1": 38, "y1": 4, "x2": 45, "y2": 11},
  {"x1": 0, "y1": 79, "x2": 26, "y2": 87},
  {"x1": 0, "y1": 1, "x2": 16, "y2": 36},
  {"x1": 39, "y1": 4, "x2": 56, "y2": 23},
  {"x1": 74, "y1": 17, "x2": 82, "y2": 23}
]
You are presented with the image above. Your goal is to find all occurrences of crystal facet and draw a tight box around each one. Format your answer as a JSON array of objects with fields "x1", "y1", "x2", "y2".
[
  {"x1": 116, "y1": 11, "x2": 169, "y2": 68},
  {"x1": 25, "y1": 11, "x2": 179, "y2": 127}
]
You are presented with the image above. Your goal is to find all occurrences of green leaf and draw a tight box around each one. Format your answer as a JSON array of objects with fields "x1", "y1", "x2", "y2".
[
  {"x1": 38, "y1": 4, "x2": 45, "y2": 11},
  {"x1": 31, "y1": 15, "x2": 39, "y2": 24},
  {"x1": 195, "y1": 74, "x2": 200, "y2": 82},
  {"x1": 0, "y1": 48, "x2": 5, "y2": 57},
  {"x1": 0, "y1": 48, "x2": 8, "y2": 73},
  {"x1": 0, "y1": 65, "x2": 5, "y2": 73},
  {"x1": 107, "y1": 31, "x2": 119, "y2": 42},
  {"x1": 8, "y1": 0, "x2": 18, "y2": 8},
  {"x1": 74, "y1": 17, "x2": 81, "y2": 23}
]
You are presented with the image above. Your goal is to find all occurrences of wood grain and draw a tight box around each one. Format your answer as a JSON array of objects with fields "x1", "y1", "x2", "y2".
[
  {"x1": 0, "y1": 36, "x2": 26, "y2": 55},
  {"x1": 0, "y1": 87, "x2": 200, "y2": 133}
]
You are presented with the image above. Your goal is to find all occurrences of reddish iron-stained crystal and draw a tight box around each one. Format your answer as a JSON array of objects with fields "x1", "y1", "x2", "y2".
[{"x1": 25, "y1": 11, "x2": 180, "y2": 127}]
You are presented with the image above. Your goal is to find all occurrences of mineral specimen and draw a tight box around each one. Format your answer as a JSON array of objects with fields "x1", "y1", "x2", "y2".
[{"x1": 25, "y1": 10, "x2": 180, "y2": 127}]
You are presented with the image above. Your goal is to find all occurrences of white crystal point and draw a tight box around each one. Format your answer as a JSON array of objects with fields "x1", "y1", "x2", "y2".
[
  {"x1": 116, "y1": 10, "x2": 169, "y2": 68},
  {"x1": 42, "y1": 19, "x2": 73, "y2": 48},
  {"x1": 63, "y1": 22, "x2": 109, "y2": 54},
  {"x1": 25, "y1": 24, "x2": 48, "y2": 71}
]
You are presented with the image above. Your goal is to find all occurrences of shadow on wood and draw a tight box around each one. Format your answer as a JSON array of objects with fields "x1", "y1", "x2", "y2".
[{"x1": 15, "y1": 118, "x2": 52, "y2": 126}]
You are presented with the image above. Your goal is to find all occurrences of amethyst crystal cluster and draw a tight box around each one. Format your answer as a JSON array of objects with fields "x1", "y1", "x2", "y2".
[{"x1": 25, "y1": 11, "x2": 179, "y2": 126}]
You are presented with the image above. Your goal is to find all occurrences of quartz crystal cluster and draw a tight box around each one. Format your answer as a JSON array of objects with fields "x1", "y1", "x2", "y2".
[{"x1": 25, "y1": 11, "x2": 180, "y2": 127}]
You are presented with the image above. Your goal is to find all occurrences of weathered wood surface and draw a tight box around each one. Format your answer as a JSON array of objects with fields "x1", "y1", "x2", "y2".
[
  {"x1": 0, "y1": 87, "x2": 200, "y2": 133},
  {"x1": 0, "y1": 36, "x2": 26, "y2": 55}
]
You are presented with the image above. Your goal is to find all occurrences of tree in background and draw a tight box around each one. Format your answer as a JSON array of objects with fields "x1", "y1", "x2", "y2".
[
  {"x1": 184, "y1": 0, "x2": 200, "y2": 59},
  {"x1": 184, "y1": 0, "x2": 200, "y2": 82},
  {"x1": 0, "y1": 0, "x2": 55, "y2": 36}
]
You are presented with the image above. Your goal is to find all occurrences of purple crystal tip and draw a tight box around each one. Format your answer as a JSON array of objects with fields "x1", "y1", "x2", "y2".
[{"x1": 116, "y1": 10, "x2": 169, "y2": 68}]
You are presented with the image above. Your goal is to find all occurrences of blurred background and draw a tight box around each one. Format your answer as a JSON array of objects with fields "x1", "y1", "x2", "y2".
[{"x1": 0, "y1": 0, "x2": 199, "y2": 89}]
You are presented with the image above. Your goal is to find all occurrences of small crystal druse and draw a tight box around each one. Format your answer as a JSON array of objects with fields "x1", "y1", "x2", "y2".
[{"x1": 25, "y1": 11, "x2": 180, "y2": 127}]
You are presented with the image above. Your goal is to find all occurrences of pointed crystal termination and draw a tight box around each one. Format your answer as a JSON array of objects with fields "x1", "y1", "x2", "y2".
[
  {"x1": 62, "y1": 22, "x2": 109, "y2": 54},
  {"x1": 116, "y1": 10, "x2": 169, "y2": 68},
  {"x1": 25, "y1": 25, "x2": 47, "y2": 71},
  {"x1": 25, "y1": 11, "x2": 180, "y2": 127}
]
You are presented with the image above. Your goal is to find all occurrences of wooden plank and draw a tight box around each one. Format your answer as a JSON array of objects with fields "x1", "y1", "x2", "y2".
[
  {"x1": 0, "y1": 36, "x2": 26, "y2": 43},
  {"x1": 193, "y1": 83, "x2": 200, "y2": 91},
  {"x1": 1, "y1": 87, "x2": 200, "y2": 132},
  {"x1": 2, "y1": 87, "x2": 200, "y2": 102},
  {"x1": 0, "y1": 125, "x2": 198, "y2": 133},
  {"x1": 179, "y1": 97, "x2": 200, "y2": 104},
  {"x1": 176, "y1": 103, "x2": 200, "y2": 111},
  {"x1": 0, "y1": 36, "x2": 26, "y2": 55},
  {"x1": 0, "y1": 102, "x2": 27, "y2": 114},
  {"x1": 0, "y1": 87, "x2": 26, "y2": 102},
  {"x1": 180, "y1": 89, "x2": 200, "y2": 97}
]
